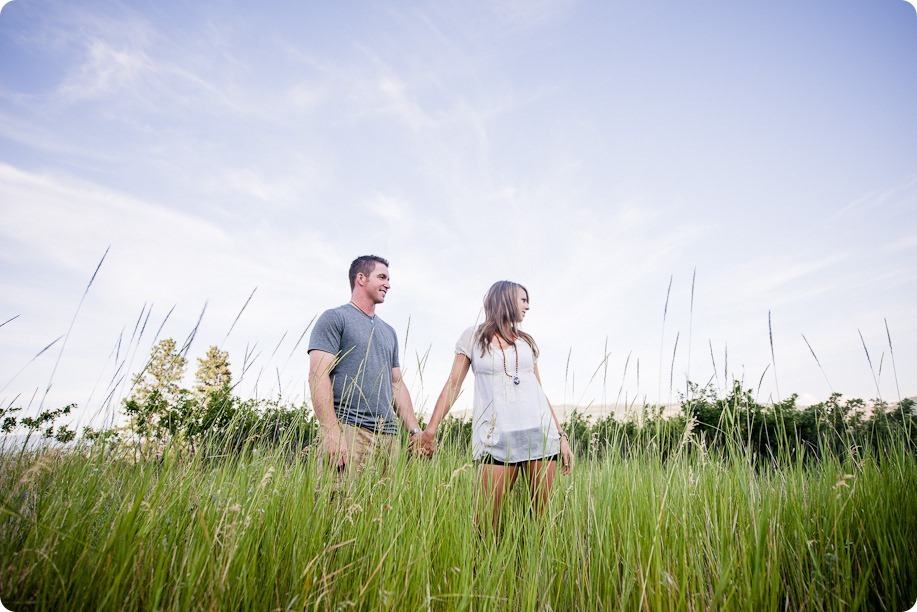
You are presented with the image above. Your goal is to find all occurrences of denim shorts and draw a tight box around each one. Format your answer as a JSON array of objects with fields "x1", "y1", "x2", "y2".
[{"x1": 479, "y1": 453, "x2": 558, "y2": 466}]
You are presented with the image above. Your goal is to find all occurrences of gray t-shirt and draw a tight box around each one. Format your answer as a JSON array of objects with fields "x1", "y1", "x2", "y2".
[{"x1": 308, "y1": 304, "x2": 401, "y2": 434}]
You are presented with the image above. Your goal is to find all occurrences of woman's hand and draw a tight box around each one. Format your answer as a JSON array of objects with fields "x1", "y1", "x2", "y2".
[
  {"x1": 420, "y1": 428, "x2": 437, "y2": 458},
  {"x1": 559, "y1": 436, "x2": 574, "y2": 475}
]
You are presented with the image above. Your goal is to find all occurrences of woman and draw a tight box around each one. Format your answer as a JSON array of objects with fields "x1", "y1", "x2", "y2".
[{"x1": 421, "y1": 281, "x2": 573, "y2": 528}]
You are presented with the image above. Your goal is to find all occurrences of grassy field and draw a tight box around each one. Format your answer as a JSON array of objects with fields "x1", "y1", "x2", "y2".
[{"x1": 1, "y1": 429, "x2": 915, "y2": 611}]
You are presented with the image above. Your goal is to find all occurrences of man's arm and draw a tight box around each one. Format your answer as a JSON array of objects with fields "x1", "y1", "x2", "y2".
[
  {"x1": 309, "y1": 349, "x2": 346, "y2": 467},
  {"x1": 391, "y1": 366, "x2": 422, "y2": 452}
]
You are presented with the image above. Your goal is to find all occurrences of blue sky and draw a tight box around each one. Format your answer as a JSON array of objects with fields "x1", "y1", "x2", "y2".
[{"x1": 1, "y1": 0, "x2": 915, "y2": 428}]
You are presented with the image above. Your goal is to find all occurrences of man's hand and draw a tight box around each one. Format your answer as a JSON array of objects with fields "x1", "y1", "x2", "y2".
[
  {"x1": 420, "y1": 429, "x2": 436, "y2": 458},
  {"x1": 323, "y1": 427, "x2": 347, "y2": 468},
  {"x1": 408, "y1": 430, "x2": 425, "y2": 457}
]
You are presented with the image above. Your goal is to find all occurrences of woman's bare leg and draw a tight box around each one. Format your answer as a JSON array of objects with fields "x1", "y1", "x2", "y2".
[
  {"x1": 522, "y1": 459, "x2": 557, "y2": 515},
  {"x1": 477, "y1": 463, "x2": 519, "y2": 532}
]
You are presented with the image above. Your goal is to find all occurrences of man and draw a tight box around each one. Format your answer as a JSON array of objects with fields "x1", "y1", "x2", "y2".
[{"x1": 308, "y1": 255, "x2": 423, "y2": 474}]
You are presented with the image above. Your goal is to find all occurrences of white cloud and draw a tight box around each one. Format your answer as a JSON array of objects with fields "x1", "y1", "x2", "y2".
[{"x1": 0, "y1": 163, "x2": 227, "y2": 270}]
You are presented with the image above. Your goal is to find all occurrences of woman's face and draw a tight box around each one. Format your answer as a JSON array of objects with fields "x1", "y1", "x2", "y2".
[{"x1": 514, "y1": 287, "x2": 530, "y2": 323}]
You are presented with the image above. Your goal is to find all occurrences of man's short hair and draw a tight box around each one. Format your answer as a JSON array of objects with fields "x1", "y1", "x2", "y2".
[{"x1": 349, "y1": 255, "x2": 389, "y2": 290}]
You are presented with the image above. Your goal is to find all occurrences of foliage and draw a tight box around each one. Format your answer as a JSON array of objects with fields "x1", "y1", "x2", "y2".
[
  {"x1": 0, "y1": 403, "x2": 77, "y2": 446},
  {"x1": 552, "y1": 382, "x2": 915, "y2": 465},
  {"x1": 406, "y1": 383, "x2": 917, "y2": 468},
  {"x1": 85, "y1": 334, "x2": 917, "y2": 468},
  {"x1": 108, "y1": 341, "x2": 317, "y2": 457},
  {"x1": 673, "y1": 382, "x2": 917, "y2": 464}
]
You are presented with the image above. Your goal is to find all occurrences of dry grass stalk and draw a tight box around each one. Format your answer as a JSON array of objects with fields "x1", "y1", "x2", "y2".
[
  {"x1": 858, "y1": 329, "x2": 882, "y2": 401},
  {"x1": 802, "y1": 333, "x2": 834, "y2": 394},
  {"x1": 768, "y1": 311, "x2": 781, "y2": 402},
  {"x1": 885, "y1": 318, "x2": 901, "y2": 403}
]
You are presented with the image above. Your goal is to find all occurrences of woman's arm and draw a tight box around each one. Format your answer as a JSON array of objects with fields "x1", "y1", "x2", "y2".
[
  {"x1": 421, "y1": 354, "x2": 472, "y2": 456},
  {"x1": 534, "y1": 363, "x2": 574, "y2": 474}
]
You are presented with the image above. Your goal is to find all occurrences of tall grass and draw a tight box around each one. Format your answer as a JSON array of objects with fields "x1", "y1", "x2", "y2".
[
  {"x1": 1, "y1": 420, "x2": 915, "y2": 610},
  {"x1": 2, "y1": 261, "x2": 914, "y2": 609}
]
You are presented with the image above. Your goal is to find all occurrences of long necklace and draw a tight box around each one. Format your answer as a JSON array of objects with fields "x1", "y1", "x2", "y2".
[{"x1": 497, "y1": 336, "x2": 520, "y2": 385}]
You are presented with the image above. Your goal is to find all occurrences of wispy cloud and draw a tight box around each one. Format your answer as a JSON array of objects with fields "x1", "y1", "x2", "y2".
[
  {"x1": 489, "y1": 0, "x2": 578, "y2": 29},
  {"x1": 55, "y1": 29, "x2": 243, "y2": 115},
  {"x1": 832, "y1": 171, "x2": 917, "y2": 221}
]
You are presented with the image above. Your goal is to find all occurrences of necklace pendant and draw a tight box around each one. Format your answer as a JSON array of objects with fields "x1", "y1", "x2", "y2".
[{"x1": 513, "y1": 376, "x2": 520, "y2": 385}]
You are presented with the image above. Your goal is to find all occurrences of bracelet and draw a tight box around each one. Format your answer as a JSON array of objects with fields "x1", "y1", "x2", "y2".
[
  {"x1": 558, "y1": 430, "x2": 568, "y2": 439},
  {"x1": 409, "y1": 427, "x2": 423, "y2": 437}
]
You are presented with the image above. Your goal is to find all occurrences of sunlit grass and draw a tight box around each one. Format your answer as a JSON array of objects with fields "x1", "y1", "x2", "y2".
[{"x1": 1, "y1": 426, "x2": 915, "y2": 610}]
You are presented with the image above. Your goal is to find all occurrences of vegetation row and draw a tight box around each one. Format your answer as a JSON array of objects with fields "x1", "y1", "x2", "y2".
[{"x1": 2, "y1": 339, "x2": 913, "y2": 465}]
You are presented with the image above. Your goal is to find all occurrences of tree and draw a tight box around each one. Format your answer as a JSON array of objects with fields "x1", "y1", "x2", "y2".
[
  {"x1": 194, "y1": 346, "x2": 231, "y2": 400},
  {"x1": 130, "y1": 338, "x2": 187, "y2": 404},
  {"x1": 125, "y1": 338, "x2": 187, "y2": 438}
]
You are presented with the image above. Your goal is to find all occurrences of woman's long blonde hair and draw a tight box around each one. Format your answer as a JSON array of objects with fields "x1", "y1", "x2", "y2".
[{"x1": 476, "y1": 280, "x2": 539, "y2": 358}]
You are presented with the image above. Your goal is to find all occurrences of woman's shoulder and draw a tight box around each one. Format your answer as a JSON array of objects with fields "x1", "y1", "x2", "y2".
[
  {"x1": 460, "y1": 324, "x2": 481, "y2": 336},
  {"x1": 457, "y1": 325, "x2": 481, "y2": 343},
  {"x1": 455, "y1": 325, "x2": 482, "y2": 356}
]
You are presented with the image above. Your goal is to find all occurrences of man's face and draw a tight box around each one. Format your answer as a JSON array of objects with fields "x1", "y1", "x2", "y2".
[{"x1": 359, "y1": 263, "x2": 390, "y2": 304}]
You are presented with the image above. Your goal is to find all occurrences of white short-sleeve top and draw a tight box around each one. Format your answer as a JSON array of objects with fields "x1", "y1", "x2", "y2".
[{"x1": 456, "y1": 325, "x2": 561, "y2": 463}]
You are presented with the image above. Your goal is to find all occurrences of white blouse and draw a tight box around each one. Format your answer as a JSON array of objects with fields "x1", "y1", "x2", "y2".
[{"x1": 456, "y1": 325, "x2": 561, "y2": 463}]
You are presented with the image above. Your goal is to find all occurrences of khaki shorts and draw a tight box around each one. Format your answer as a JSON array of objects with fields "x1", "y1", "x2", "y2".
[{"x1": 320, "y1": 423, "x2": 399, "y2": 482}]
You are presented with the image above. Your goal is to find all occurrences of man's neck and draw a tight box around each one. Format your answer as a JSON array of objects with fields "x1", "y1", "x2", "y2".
[{"x1": 349, "y1": 295, "x2": 376, "y2": 317}]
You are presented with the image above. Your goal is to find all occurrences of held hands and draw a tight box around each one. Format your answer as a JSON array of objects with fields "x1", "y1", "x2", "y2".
[
  {"x1": 408, "y1": 429, "x2": 426, "y2": 457},
  {"x1": 420, "y1": 428, "x2": 436, "y2": 458},
  {"x1": 408, "y1": 428, "x2": 435, "y2": 458},
  {"x1": 559, "y1": 436, "x2": 574, "y2": 475}
]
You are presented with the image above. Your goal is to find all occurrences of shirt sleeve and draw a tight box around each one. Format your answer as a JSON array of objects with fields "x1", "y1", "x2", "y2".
[
  {"x1": 308, "y1": 310, "x2": 343, "y2": 355},
  {"x1": 391, "y1": 325, "x2": 401, "y2": 369},
  {"x1": 455, "y1": 326, "x2": 476, "y2": 359}
]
